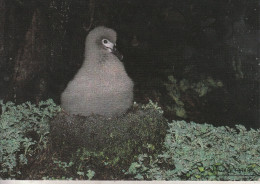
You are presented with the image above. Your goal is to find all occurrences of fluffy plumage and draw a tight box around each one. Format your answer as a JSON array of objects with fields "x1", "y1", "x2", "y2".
[{"x1": 61, "y1": 26, "x2": 134, "y2": 117}]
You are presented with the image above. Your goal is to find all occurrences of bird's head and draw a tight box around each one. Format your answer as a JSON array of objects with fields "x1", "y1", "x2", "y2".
[
  {"x1": 100, "y1": 38, "x2": 123, "y2": 61},
  {"x1": 86, "y1": 26, "x2": 123, "y2": 61}
]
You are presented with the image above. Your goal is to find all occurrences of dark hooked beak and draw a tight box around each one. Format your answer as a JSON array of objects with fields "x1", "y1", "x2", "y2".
[{"x1": 112, "y1": 46, "x2": 123, "y2": 61}]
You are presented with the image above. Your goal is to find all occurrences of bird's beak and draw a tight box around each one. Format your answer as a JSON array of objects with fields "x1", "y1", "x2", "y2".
[{"x1": 112, "y1": 46, "x2": 123, "y2": 61}]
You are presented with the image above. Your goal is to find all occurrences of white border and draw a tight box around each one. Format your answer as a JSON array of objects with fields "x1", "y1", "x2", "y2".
[{"x1": 1, "y1": 181, "x2": 260, "y2": 184}]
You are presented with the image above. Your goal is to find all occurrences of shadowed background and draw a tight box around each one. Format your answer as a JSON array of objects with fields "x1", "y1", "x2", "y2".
[{"x1": 0, "y1": 0, "x2": 259, "y2": 128}]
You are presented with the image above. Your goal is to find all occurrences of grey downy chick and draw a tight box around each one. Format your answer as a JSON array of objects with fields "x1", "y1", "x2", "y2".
[{"x1": 61, "y1": 26, "x2": 134, "y2": 117}]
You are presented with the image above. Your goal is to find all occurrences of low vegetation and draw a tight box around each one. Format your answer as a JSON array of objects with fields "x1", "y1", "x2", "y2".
[{"x1": 0, "y1": 99, "x2": 259, "y2": 180}]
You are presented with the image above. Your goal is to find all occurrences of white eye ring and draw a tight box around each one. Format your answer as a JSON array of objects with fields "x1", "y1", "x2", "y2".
[
  {"x1": 102, "y1": 39, "x2": 114, "y2": 53},
  {"x1": 102, "y1": 39, "x2": 109, "y2": 45}
]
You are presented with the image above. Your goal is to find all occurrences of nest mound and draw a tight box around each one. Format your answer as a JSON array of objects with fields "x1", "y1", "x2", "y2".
[{"x1": 50, "y1": 104, "x2": 168, "y2": 153}]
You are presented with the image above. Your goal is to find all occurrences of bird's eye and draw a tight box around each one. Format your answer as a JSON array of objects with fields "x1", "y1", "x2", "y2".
[{"x1": 102, "y1": 39, "x2": 108, "y2": 44}]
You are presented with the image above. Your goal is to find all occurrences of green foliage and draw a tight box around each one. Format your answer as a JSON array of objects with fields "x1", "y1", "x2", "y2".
[
  {"x1": 140, "y1": 100, "x2": 164, "y2": 114},
  {"x1": 2, "y1": 99, "x2": 259, "y2": 180},
  {"x1": 0, "y1": 99, "x2": 61, "y2": 178},
  {"x1": 43, "y1": 158, "x2": 95, "y2": 180},
  {"x1": 86, "y1": 170, "x2": 95, "y2": 180},
  {"x1": 125, "y1": 120, "x2": 260, "y2": 180},
  {"x1": 60, "y1": 149, "x2": 98, "y2": 180},
  {"x1": 164, "y1": 76, "x2": 223, "y2": 118}
]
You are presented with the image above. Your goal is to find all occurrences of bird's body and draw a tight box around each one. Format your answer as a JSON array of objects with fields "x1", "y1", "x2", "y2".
[{"x1": 61, "y1": 26, "x2": 134, "y2": 117}]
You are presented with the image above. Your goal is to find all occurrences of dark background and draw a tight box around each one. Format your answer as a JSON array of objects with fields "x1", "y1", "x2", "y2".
[{"x1": 0, "y1": 0, "x2": 259, "y2": 128}]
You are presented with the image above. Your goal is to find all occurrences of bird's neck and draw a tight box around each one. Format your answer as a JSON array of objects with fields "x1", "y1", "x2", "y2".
[{"x1": 81, "y1": 50, "x2": 102, "y2": 69}]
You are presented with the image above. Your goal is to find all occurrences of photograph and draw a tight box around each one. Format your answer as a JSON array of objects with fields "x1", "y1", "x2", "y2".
[{"x1": 0, "y1": 0, "x2": 259, "y2": 181}]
